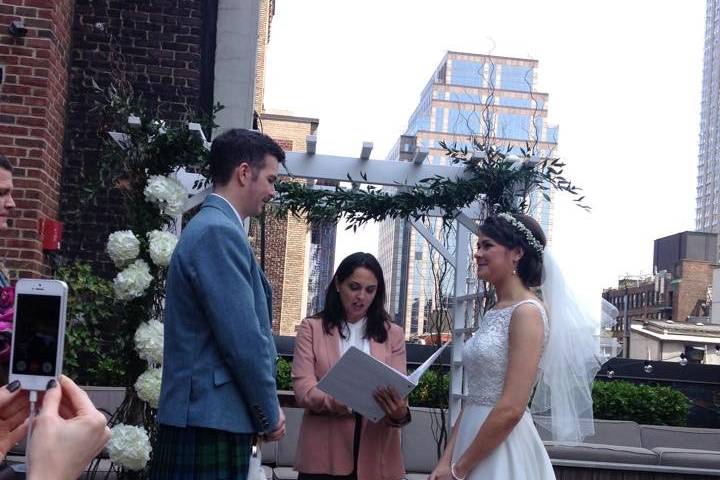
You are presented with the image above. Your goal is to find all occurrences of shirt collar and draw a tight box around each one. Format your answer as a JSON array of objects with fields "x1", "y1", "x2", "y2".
[{"x1": 210, "y1": 193, "x2": 244, "y2": 226}]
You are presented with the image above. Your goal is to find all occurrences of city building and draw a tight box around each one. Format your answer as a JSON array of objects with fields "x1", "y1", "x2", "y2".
[
  {"x1": 630, "y1": 320, "x2": 720, "y2": 365},
  {"x1": 603, "y1": 231, "x2": 719, "y2": 360},
  {"x1": 604, "y1": 231, "x2": 717, "y2": 324},
  {"x1": 379, "y1": 51, "x2": 559, "y2": 336},
  {"x1": 696, "y1": 0, "x2": 720, "y2": 255},
  {"x1": 251, "y1": 112, "x2": 337, "y2": 335},
  {"x1": 0, "y1": 0, "x2": 333, "y2": 335}
]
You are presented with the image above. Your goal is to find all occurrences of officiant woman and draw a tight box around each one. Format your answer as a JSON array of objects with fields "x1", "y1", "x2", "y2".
[{"x1": 291, "y1": 252, "x2": 411, "y2": 480}]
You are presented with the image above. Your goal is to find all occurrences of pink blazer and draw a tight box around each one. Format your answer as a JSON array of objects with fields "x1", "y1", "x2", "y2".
[{"x1": 292, "y1": 317, "x2": 407, "y2": 480}]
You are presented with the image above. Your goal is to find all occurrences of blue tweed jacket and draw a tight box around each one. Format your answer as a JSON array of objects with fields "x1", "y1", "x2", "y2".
[{"x1": 157, "y1": 194, "x2": 279, "y2": 434}]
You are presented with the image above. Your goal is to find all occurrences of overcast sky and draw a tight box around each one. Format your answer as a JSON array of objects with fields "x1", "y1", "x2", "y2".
[{"x1": 264, "y1": 0, "x2": 706, "y2": 296}]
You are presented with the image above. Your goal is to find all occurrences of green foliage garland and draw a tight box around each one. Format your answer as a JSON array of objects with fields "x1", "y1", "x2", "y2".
[{"x1": 274, "y1": 141, "x2": 588, "y2": 230}]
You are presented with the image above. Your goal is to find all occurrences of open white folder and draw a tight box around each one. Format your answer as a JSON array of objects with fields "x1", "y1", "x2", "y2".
[{"x1": 316, "y1": 343, "x2": 449, "y2": 422}]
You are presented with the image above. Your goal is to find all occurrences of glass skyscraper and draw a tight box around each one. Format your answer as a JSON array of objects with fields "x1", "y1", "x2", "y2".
[
  {"x1": 696, "y1": 0, "x2": 720, "y2": 248},
  {"x1": 379, "y1": 51, "x2": 559, "y2": 338}
]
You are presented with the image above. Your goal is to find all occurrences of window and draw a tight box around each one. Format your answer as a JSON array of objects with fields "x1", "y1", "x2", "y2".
[
  {"x1": 497, "y1": 97, "x2": 531, "y2": 108},
  {"x1": 501, "y1": 65, "x2": 533, "y2": 91},
  {"x1": 496, "y1": 113, "x2": 530, "y2": 140},
  {"x1": 451, "y1": 59, "x2": 484, "y2": 87}
]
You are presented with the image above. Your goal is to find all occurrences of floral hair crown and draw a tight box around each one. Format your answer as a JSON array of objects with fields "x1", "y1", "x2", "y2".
[{"x1": 496, "y1": 213, "x2": 544, "y2": 255}]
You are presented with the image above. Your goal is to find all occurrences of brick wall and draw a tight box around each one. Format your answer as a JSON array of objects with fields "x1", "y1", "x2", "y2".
[
  {"x1": 0, "y1": 0, "x2": 74, "y2": 278},
  {"x1": 260, "y1": 113, "x2": 318, "y2": 335},
  {"x1": 675, "y1": 260, "x2": 713, "y2": 322},
  {"x1": 254, "y1": 0, "x2": 273, "y2": 114},
  {"x1": 59, "y1": 1, "x2": 208, "y2": 275}
]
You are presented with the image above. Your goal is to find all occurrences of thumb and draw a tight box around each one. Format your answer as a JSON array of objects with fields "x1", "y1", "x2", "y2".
[{"x1": 39, "y1": 380, "x2": 61, "y2": 417}]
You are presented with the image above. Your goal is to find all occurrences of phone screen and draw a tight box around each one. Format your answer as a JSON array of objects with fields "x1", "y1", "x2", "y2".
[{"x1": 11, "y1": 293, "x2": 61, "y2": 376}]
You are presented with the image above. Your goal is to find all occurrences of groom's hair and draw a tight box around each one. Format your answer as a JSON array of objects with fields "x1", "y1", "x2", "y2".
[
  {"x1": 209, "y1": 129, "x2": 286, "y2": 186},
  {"x1": 0, "y1": 155, "x2": 12, "y2": 174}
]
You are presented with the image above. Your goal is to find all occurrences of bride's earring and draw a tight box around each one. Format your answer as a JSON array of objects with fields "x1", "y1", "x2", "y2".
[{"x1": 512, "y1": 261, "x2": 518, "y2": 276}]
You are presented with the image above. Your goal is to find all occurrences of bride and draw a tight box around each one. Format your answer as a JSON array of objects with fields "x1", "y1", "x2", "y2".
[{"x1": 429, "y1": 213, "x2": 600, "y2": 480}]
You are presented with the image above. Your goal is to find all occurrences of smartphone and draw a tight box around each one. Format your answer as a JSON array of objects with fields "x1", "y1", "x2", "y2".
[{"x1": 9, "y1": 279, "x2": 68, "y2": 391}]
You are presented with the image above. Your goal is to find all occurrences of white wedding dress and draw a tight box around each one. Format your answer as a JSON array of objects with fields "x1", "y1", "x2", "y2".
[{"x1": 451, "y1": 299, "x2": 556, "y2": 479}]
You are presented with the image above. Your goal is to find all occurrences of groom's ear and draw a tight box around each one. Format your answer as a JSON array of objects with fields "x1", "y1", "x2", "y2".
[{"x1": 235, "y1": 162, "x2": 251, "y2": 187}]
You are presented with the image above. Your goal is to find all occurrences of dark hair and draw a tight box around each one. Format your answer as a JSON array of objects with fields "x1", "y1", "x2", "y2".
[
  {"x1": 479, "y1": 213, "x2": 547, "y2": 287},
  {"x1": 318, "y1": 252, "x2": 391, "y2": 343},
  {"x1": 209, "y1": 129, "x2": 286, "y2": 186},
  {"x1": 0, "y1": 155, "x2": 12, "y2": 174}
]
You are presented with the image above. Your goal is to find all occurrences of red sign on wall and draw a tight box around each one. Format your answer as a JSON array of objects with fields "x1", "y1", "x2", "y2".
[{"x1": 38, "y1": 218, "x2": 63, "y2": 251}]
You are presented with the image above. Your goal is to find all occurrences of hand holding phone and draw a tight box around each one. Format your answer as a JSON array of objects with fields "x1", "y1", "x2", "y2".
[{"x1": 9, "y1": 280, "x2": 68, "y2": 391}]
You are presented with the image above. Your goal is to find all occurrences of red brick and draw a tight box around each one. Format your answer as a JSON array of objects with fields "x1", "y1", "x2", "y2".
[
  {"x1": 0, "y1": 104, "x2": 29, "y2": 115},
  {"x1": 22, "y1": 96, "x2": 47, "y2": 107},
  {"x1": 18, "y1": 75, "x2": 47, "y2": 88},
  {"x1": 0, "y1": 84, "x2": 32, "y2": 96},
  {"x1": 22, "y1": 0, "x2": 53, "y2": 8},
  {"x1": 19, "y1": 57, "x2": 48, "y2": 67},
  {"x1": 0, "y1": 54, "x2": 18, "y2": 65},
  {"x1": 16, "y1": 116, "x2": 45, "y2": 127},
  {"x1": 0, "y1": 125, "x2": 28, "y2": 136}
]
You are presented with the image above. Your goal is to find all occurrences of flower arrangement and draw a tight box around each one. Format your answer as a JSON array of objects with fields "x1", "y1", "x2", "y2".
[
  {"x1": 147, "y1": 230, "x2": 178, "y2": 268},
  {"x1": 113, "y1": 259, "x2": 153, "y2": 301},
  {"x1": 74, "y1": 77, "x2": 215, "y2": 479},
  {"x1": 134, "y1": 319, "x2": 164, "y2": 365},
  {"x1": 106, "y1": 231, "x2": 141, "y2": 267},
  {"x1": 107, "y1": 424, "x2": 152, "y2": 471},
  {"x1": 134, "y1": 367, "x2": 162, "y2": 408},
  {"x1": 144, "y1": 175, "x2": 188, "y2": 217}
]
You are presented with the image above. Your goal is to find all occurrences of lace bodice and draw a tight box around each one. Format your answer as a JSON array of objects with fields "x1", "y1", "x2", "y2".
[{"x1": 463, "y1": 299, "x2": 549, "y2": 407}]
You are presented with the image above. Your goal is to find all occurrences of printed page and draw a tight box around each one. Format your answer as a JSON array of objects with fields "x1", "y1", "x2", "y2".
[{"x1": 317, "y1": 347, "x2": 416, "y2": 422}]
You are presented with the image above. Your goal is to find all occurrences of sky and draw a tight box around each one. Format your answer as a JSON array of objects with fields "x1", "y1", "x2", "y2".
[{"x1": 264, "y1": 0, "x2": 706, "y2": 297}]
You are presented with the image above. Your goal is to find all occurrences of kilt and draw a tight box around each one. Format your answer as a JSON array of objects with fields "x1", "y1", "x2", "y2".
[{"x1": 149, "y1": 424, "x2": 253, "y2": 480}]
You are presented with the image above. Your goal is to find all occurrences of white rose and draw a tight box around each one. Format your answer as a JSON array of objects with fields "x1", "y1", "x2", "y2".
[
  {"x1": 107, "y1": 424, "x2": 151, "y2": 471},
  {"x1": 106, "y1": 230, "x2": 140, "y2": 268},
  {"x1": 144, "y1": 175, "x2": 188, "y2": 216},
  {"x1": 147, "y1": 230, "x2": 178, "y2": 268},
  {"x1": 134, "y1": 319, "x2": 164, "y2": 365},
  {"x1": 134, "y1": 367, "x2": 162, "y2": 408},
  {"x1": 113, "y1": 259, "x2": 152, "y2": 301}
]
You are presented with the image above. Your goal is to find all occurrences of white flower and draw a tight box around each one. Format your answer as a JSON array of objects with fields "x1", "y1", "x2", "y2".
[
  {"x1": 134, "y1": 367, "x2": 162, "y2": 408},
  {"x1": 113, "y1": 259, "x2": 153, "y2": 301},
  {"x1": 144, "y1": 175, "x2": 187, "y2": 216},
  {"x1": 147, "y1": 230, "x2": 178, "y2": 268},
  {"x1": 106, "y1": 230, "x2": 140, "y2": 267},
  {"x1": 134, "y1": 319, "x2": 163, "y2": 364},
  {"x1": 107, "y1": 424, "x2": 151, "y2": 471}
]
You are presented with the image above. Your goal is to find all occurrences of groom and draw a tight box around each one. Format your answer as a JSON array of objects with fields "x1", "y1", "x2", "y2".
[{"x1": 152, "y1": 129, "x2": 286, "y2": 479}]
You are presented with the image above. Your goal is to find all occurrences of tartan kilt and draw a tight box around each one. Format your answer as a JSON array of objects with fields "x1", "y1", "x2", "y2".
[{"x1": 149, "y1": 424, "x2": 254, "y2": 480}]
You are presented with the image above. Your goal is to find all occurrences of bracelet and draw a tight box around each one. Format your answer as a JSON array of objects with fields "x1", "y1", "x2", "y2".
[{"x1": 450, "y1": 462, "x2": 467, "y2": 480}]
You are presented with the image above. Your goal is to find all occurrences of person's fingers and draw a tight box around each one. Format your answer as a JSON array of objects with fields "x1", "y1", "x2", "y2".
[
  {"x1": 59, "y1": 375, "x2": 96, "y2": 414},
  {"x1": 0, "y1": 394, "x2": 29, "y2": 420},
  {"x1": 0, "y1": 382, "x2": 24, "y2": 412},
  {"x1": 38, "y1": 379, "x2": 61, "y2": 416},
  {"x1": 5, "y1": 417, "x2": 28, "y2": 447},
  {"x1": 386, "y1": 387, "x2": 402, "y2": 403},
  {"x1": 374, "y1": 393, "x2": 392, "y2": 414},
  {"x1": 4, "y1": 403, "x2": 29, "y2": 431}
]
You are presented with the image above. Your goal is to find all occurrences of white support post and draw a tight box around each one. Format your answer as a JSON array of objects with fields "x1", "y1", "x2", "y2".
[
  {"x1": 360, "y1": 142, "x2": 373, "y2": 160},
  {"x1": 408, "y1": 219, "x2": 455, "y2": 268},
  {"x1": 450, "y1": 220, "x2": 472, "y2": 425},
  {"x1": 306, "y1": 135, "x2": 317, "y2": 155}
]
